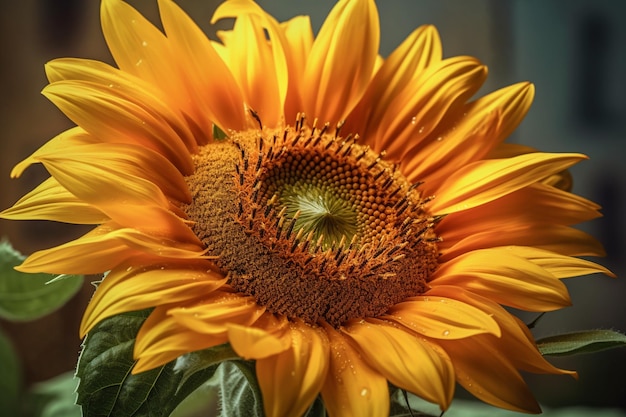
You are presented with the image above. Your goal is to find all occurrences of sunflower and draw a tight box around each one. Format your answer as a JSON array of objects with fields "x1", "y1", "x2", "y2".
[{"x1": 1, "y1": 0, "x2": 613, "y2": 415}]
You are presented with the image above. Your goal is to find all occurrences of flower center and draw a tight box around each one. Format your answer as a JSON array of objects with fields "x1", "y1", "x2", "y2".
[{"x1": 184, "y1": 119, "x2": 440, "y2": 327}]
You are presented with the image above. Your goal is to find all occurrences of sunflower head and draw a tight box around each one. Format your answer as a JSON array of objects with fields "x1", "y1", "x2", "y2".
[
  {"x1": 1, "y1": 0, "x2": 613, "y2": 416},
  {"x1": 186, "y1": 118, "x2": 439, "y2": 327}
]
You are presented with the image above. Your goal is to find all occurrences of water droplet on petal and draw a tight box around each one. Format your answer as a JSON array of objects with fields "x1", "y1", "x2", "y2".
[
  {"x1": 126, "y1": 266, "x2": 133, "y2": 272},
  {"x1": 410, "y1": 116, "x2": 417, "y2": 125},
  {"x1": 442, "y1": 329, "x2": 450, "y2": 337},
  {"x1": 360, "y1": 388, "x2": 369, "y2": 397},
  {"x1": 136, "y1": 58, "x2": 143, "y2": 66},
  {"x1": 142, "y1": 40, "x2": 148, "y2": 47},
  {"x1": 418, "y1": 126, "x2": 425, "y2": 134}
]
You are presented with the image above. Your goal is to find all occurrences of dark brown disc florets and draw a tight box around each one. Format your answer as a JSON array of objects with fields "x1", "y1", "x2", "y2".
[{"x1": 184, "y1": 116, "x2": 440, "y2": 327}]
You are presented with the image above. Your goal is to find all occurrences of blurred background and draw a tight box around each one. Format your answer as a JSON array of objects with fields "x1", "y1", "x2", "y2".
[{"x1": 1, "y1": 0, "x2": 624, "y2": 412}]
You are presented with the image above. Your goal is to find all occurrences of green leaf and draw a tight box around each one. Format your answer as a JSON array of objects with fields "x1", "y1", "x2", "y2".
[
  {"x1": 169, "y1": 348, "x2": 259, "y2": 417},
  {"x1": 211, "y1": 361, "x2": 264, "y2": 417},
  {"x1": 77, "y1": 309, "x2": 242, "y2": 417},
  {"x1": 173, "y1": 357, "x2": 333, "y2": 417},
  {"x1": 24, "y1": 372, "x2": 81, "y2": 417},
  {"x1": 0, "y1": 240, "x2": 83, "y2": 321},
  {"x1": 0, "y1": 329, "x2": 21, "y2": 417},
  {"x1": 212, "y1": 124, "x2": 228, "y2": 139},
  {"x1": 537, "y1": 329, "x2": 626, "y2": 356},
  {"x1": 77, "y1": 309, "x2": 148, "y2": 416},
  {"x1": 175, "y1": 343, "x2": 239, "y2": 388},
  {"x1": 168, "y1": 380, "x2": 218, "y2": 417}
]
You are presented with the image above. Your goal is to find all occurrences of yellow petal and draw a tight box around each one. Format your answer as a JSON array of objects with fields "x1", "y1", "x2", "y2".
[
  {"x1": 320, "y1": 323, "x2": 389, "y2": 417},
  {"x1": 406, "y1": 82, "x2": 535, "y2": 188},
  {"x1": 80, "y1": 261, "x2": 227, "y2": 336},
  {"x1": 344, "y1": 320, "x2": 454, "y2": 410},
  {"x1": 280, "y1": 15, "x2": 313, "y2": 67},
  {"x1": 347, "y1": 24, "x2": 442, "y2": 135},
  {"x1": 17, "y1": 223, "x2": 205, "y2": 275},
  {"x1": 46, "y1": 57, "x2": 113, "y2": 83},
  {"x1": 227, "y1": 322, "x2": 290, "y2": 360},
  {"x1": 408, "y1": 109, "x2": 500, "y2": 190},
  {"x1": 211, "y1": 0, "x2": 289, "y2": 97},
  {"x1": 503, "y1": 246, "x2": 614, "y2": 278},
  {"x1": 108, "y1": 145, "x2": 191, "y2": 200},
  {"x1": 134, "y1": 306, "x2": 229, "y2": 373},
  {"x1": 385, "y1": 295, "x2": 500, "y2": 339},
  {"x1": 374, "y1": 57, "x2": 487, "y2": 159},
  {"x1": 43, "y1": 80, "x2": 194, "y2": 174},
  {"x1": 212, "y1": 0, "x2": 289, "y2": 126},
  {"x1": 33, "y1": 145, "x2": 197, "y2": 244},
  {"x1": 1, "y1": 177, "x2": 108, "y2": 224},
  {"x1": 489, "y1": 145, "x2": 577, "y2": 193},
  {"x1": 436, "y1": 183, "x2": 602, "y2": 248},
  {"x1": 507, "y1": 314, "x2": 576, "y2": 376},
  {"x1": 133, "y1": 350, "x2": 187, "y2": 375},
  {"x1": 508, "y1": 316, "x2": 577, "y2": 376},
  {"x1": 11, "y1": 127, "x2": 98, "y2": 178},
  {"x1": 527, "y1": 182, "x2": 603, "y2": 222},
  {"x1": 541, "y1": 169, "x2": 573, "y2": 191},
  {"x1": 429, "y1": 285, "x2": 576, "y2": 377},
  {"x1": 487, "y1": 142, "x2": 536, "y2": 159},
  {"x1": 440, "y1": 223, "x2": 606, "y2": 262},
  {"x1": 16, "y1": 225, "x2": 136, "y2": 274},
  {"x1": 46, "y1": 142, "x2": 190, "y2": 203},
  {"x1": 427, "y1": 290, "x2": 545, "y2": 413},
  {"x1": 256, "y1": 321, "x2": 329, "y2": 417},
  {"x1": 432, "y1": 247, "x2": 571, "y2": 311},
  {"x1": 101, "y1": 0, "x2": 175, "y2": 88},
  {"x1": 169, "y1": 292, "x2": 265, "y2": 335},
  {"x1": 429, "y1": 152, "x2": 587, "y2": 214},
  {"x1": 158, "y1": 0, "x2": 245, "y2": 133},
  {"x1": 302, "y1": 0, "x2": 380, "y2": 123},
  {"x1": 34, "y1": 144, "x2": 168, "y2": 205},
  {"x1": 439, "y1": 335, "x2": 541, "y2": 413},
  {"x1": 280, "y1": 15, "x2": 314, "y2": 122},
  {"x1": 45, "y1": 57, "x2": 202, "y2": 148},
  {"x1": 224, "y1": 14, "x2": 284, "y2": 126},
  {"x1": 211, "y1": 0, "x2": 276, "y2": 23},
  {"x1": 46, "y1": 58, "x2": 156, "y2": 94}
]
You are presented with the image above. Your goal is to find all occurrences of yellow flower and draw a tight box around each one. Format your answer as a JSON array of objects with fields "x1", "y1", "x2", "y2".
[{"x1": 1, "y1": 0, "x2": 613, "y2": 415}]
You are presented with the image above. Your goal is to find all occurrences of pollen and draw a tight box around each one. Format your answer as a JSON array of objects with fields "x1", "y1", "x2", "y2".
[{"x1": 184, "y1": 116, "x2": 440, "y2": 327}]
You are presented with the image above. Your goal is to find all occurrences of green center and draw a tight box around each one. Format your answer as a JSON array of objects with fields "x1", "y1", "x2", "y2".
[{"x1": 280, "y1": 184, "x2": 357, "y2": 250}]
